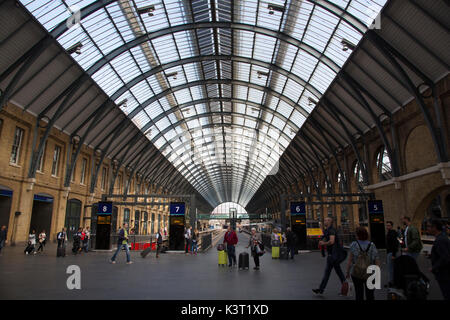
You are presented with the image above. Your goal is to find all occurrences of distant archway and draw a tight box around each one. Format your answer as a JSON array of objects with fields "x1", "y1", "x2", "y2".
[{"x1": 212, "y1": 202, "x2": 248, "y2": 216}]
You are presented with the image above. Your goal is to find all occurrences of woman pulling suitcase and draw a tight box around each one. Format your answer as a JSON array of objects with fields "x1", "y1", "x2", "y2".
[{"x1": 246, "y1": 227, "x2": 264, "y2": 270}]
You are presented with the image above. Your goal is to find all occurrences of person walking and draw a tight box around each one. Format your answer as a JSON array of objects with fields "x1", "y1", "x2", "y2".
[
  {"x1": 345, "y1": 226, "x2": 380, "y2": 301},
  {"x1": 285, "y1": 227, "x2": 297, "y2": 259},
  {"x1": 0, "y1": 225, "x2": 7, "y2": 255},
  {"x1": 83, "y1": 227, "x2": 90, "y2": 253},
  {"x1": 312, "y1": 217, "x2": 346, "y2": 295},
  {"x1": 402, "y1": 216, "x2": 423, "y2": 260},
  {"x1": 36, "y1": 230, "x2": 46, "y2": 253},
  {"x1": 246, "y1": 227, "x2": 263, "y2": 270},
  {"x1": 191, "y1": 228, "x2": 199, "y2": 255},
  {"x1": 57, "y1": 228, "x2": 67, "y2": 248},
  {"x1": 427, "y1": 219, "x2": 450, "y2": 300},
  {"x1": 72, "y1": 228, "x2": 82, "y2": 254},
  {"x1": 156, "y1": 229, "x2": 163, "y2": 258},
  {"x1": 386, "y1": 221, "x2": 399, "y2": 286},
  {"x1": 110, "y1": 223, "x2": 132, "y2": 264},
  {"x1": 223, "y1": 226, "x2": 238, "y2": 266},
  {"x1": 25, "y1": 230, "x2": 37, "y2": 255},
  {"x1": 184, "y1": 226, "x2": 192, "y2": 255}
]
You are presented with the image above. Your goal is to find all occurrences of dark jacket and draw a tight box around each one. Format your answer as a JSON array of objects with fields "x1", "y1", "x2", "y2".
[
  {"x1": 405, "y1": 225, "x2": 423, "y2": 253},
  {"x1": 431, "y1": 232, "x2": 450, "y2": 281},
  {"x1": 0, "y1": 229, "x2": 7, "y2": 241},
  {"x1": 386, "y1": 229, "x2": 399, "y2": 256},
  {"x1": 285, "y1": 231, "x2": 296, "y2": 247}
]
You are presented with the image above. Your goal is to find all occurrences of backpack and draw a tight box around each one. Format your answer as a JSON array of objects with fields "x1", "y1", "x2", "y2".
[{"x1": 351, "y1": 241, "x2": 372, "y2": 280}]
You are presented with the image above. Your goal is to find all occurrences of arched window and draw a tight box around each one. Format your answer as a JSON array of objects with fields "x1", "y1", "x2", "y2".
[
  {"x1": 376, "y1": 147, "x2": 392, "y2": 180},
  {"x1": 123, "y1": 208, "x2": 130, "y2": 226},
  {"x1": 353, "y1": 162, "x2": 364, "y2": 185},
  {"x1": 337, "y1": 172, "x2": 346, "y2": 193}
]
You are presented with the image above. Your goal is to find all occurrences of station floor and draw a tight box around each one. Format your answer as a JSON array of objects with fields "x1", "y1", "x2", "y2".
[{"x1": 0, "y1": 232, "x2": 444, "y2": 300}]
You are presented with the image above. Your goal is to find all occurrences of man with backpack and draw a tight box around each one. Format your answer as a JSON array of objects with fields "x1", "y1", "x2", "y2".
[
  {"x1": 312, "y1": 217, "x2": 347, "y2": 295},
  {"x1": 110, "y1": 223, "x2": 132, "y2": 264},
  {"x1": 345, "y1": 226, "x2": 380, "y2": 300}
]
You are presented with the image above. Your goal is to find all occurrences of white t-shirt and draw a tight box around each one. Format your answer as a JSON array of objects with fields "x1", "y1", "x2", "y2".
[
  {"x1": 29, "y1": 234, "x2": 36, "y2": 245},
  {"x1": 39, "y1": 233, "x2": 46, "y2": 242}
]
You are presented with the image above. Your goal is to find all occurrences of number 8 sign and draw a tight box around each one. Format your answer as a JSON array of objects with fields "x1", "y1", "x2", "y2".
[{"x1": 98, "y1": 202, "x2": 112, "y2": 215}]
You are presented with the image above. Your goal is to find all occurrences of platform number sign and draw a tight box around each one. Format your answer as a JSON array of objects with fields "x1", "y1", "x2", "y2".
[
  {"x1": 98, "y1": 201, "x2": 112, "y2": 215},
  {"x1": 290, "y1": 202, "x2": 306, "y2": 216},
  {"x1": 368, "y1": 200, "x2": 383, "y2": 214},
  {"x1": 170, "y1": 202, "x2": 185, "y2": 216}
]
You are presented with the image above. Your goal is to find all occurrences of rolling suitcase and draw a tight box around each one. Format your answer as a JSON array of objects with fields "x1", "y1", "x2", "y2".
[
  {"x1": 140, "y1": 245, "x2": 152, "y2": 258},
  {"x1": 238, "y1": 252, "x2": 249, "y2": 270},
  {"x1": 280, "y1": 246, "x2": 289, "y2": 260},
  {"x1": 57, "y1": 246, "x2": 66, "y2": 257},
  {"x1": 272, "y1": 246, "x2": 280, "y2": 259},
  {"x1": 218, "y1": 250, "x2": 227, "y2": 266}
]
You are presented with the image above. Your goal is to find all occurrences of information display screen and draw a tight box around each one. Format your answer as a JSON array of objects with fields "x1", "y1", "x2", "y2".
[{"x1": 170, "y1": 202, "x2": 185, "y2": 216}]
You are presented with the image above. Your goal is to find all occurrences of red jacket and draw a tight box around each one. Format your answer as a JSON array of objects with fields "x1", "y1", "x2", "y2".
[{"x1": 224, "y1": 231, "x2": 238, "y2": 245}]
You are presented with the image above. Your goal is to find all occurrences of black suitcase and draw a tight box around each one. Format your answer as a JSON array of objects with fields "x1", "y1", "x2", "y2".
[
  {"x1": 280, "y1": 247, "x2": 289, "y2": 260},
  {"x1": 238, "y1": 252, "x2": 249, "y2": 269},
  {"x1": 140, "y1": 246, "x2": 152, "y2": 258},
  {"x1": 57, "y1": 246, "x2": 66, "y2": 257}
]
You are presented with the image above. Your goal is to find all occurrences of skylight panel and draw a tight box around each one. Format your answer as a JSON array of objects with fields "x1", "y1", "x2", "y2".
[
  {"x1": 256, "y1": 0, "x2": 284, "y2": 31},
  {"x1": 290, "y1": 109, "x2": 306, "y2": 128},
  {"x1": 155, "y1": 117, "x2": 172, "y2": 132},
  {"x1": 146, "y1": 74, "x2": 163, "y2": 96},
  {"x1": 132, "y1": 110, "x2": 150, "y2": 129},
  {"x1": 289, "y1": 0, "x2": 313, "y2": 41},
  {"x1": 164, "y1": 129, "x2": 177, "y2": 142},
  {"x1": 174, "y1": 88, "x2": 193, "y2": 105},
  {"x1": 271, "y1": 74, "x2": 288, "y2": 94},
  {"x1": 235, "y1": 0, "x2": 257, "y2": 25},
  {"x1": 154, "y1": 136, "x2": 166, "y2": 149},
  {"x1": 139, "y1": 3, "x2": 169, "y2": 33},
  {"x1": 184, "y1": 63, "x2": 202, "y2": 82},
  {"x1": 144, "y1": 100, "x2": 163, "y2": 118},
  {"x1": 248, "y1": 88, "x2": 264, "y2": 104},
  {"x1": 303, "y1": 6, "x2": 339, "y2": 52},
  {"x1": 234, "y1": 30, "x2": 254, "y2": 58},
  {"x1": 253, "y1": 33, "x2": 277, "y2": 63},
  {"x1": 106, "y1": 2, "x2": 135, "y2": 42},
  {"x1": 235, "y1": 62, "x2": 251, "y2": 82},
  {"x1": 348, "y1": 0, "x2": 387, "y2": 27},
  {"x1": 130, "y1": 81, "x2": 153, "y2": 104},
  {"x1": 309, "y1": 62, "x2": 337, "y2": 94},
  {"x1": 283, "y1": 79, "x2": 304, "y2": 102},
  {"x1": 276, "y1": 100, "x2": 294, "y2": 118},
  {"x1": 159, "y1": 96, "x2": 173, "y2": 111},
  {"x1": 92, "y1": 64, "x2": 123, "y2": 96},
  {"x1": 165, "y1": 0, "x2": 189, "y2": 26},
  {"x1": 279, "y1": 43, "x2": 298, "y2": 71},
  {"x1": 152, "y1": 34, "x2": 179, "y2": 64},
  {"x1": 84, "y1": 9, "x2": 123, "y2": 56},
  {"x1": 291, "y1": 50, "x2": 319, "y2": 81},
  {"x1": 110, "y1": 51, "x2": 141, "y2": 83},
  {"x1": 129, "y1": 46, "x2": 151, "y2": 73},
  {"x1": 173, "y1": 31, "x2": 196, "y2": 59}
]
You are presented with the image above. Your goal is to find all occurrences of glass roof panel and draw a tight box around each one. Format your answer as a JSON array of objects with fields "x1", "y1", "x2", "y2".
[{"x1": 21, "y1": 0, "x2": 387, "y2": 207}]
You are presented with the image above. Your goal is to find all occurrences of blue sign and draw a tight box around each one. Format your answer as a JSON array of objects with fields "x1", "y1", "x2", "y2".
[
  {"x1": 34, "y1": 195, "x2": 53, "y2": 203},
  {"x1": 0, "y1": 190, "x2": 13, "y2": 197},
  {"x1": 98, "y1": 201, "x2": 112, "y2": 215},
  {"x1": 170, "y1": 202, "x2": 185, "y2": 216},
  {"x1": 290, "y1": 202, "x2": 306, "y2": 215},
  {"x1": 368, "y1": 200, "x2": 383, "y2": 214}
]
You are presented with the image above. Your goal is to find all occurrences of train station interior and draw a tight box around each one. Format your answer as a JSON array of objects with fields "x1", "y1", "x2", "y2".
[{"x1": 0, "y1": 0, "x2": 449, "y2": 301}]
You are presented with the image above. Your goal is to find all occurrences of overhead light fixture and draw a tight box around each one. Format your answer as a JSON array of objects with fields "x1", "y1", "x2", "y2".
[
  {"x1": 341, "y1": 38, "x2": 356, "y2": 51},
  {"x1": 308, "y1": 97, "x2": 318, "y2": 106},
  {"x1": 137, "y1": 4, "x2": 155, "y2": 17},
  {"x1": 268, "y1": 3, "x2": 284, "y2": 15},
  {"x1": 251, "y1": 107, "x2": 259, "y2": 113},
  {"x1": 166, "y1": 71, "x2": 178, "y2": 80},
  {"x1": 256, "y1": 70, "x2": 269, "y2": 79},
  {"x1": 67, "y1": 42, "x2": 83, "y2": 55}
]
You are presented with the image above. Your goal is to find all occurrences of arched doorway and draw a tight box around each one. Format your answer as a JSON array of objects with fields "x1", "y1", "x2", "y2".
[
  {"x1": 412, "y1": 186, "x2": 450, "y2": 233},
  {"x1": 29, "y1": 194, "x2": 53, "y2": 235},
  {"x1": 65, "y1": 199, "x2": 82, "y2": 240},
  {"x1": 0, "y1": 186, "x2": 13, "y2": 233}
]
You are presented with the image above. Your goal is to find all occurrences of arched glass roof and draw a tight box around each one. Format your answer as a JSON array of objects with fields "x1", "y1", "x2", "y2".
[{"x1": 20, "y1": 0, "x2": 387, "y2": 207}]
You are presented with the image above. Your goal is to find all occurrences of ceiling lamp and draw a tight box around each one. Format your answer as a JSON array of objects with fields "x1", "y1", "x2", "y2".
[
  {"x1": 118, "y1": 99, "x2": 128, "y2": 108},
  {"x1": 267, "y1": 3, "x2": 284, "y2": 15},
  {"x1": 166, "y1": 71, "x2": 178, "y2": 80},
  {"x1": 257, "y1": 70, "x2": 269, "y2": 79},
  {"x1": 308, "y1": 97, "x2": 318, "y2": 107},
  {"x1": 137, "y1": 4, "x2": 155, "y2": 17},
  {"x1": 341, "y1": 38, "x2": 356, "y2": 51}
]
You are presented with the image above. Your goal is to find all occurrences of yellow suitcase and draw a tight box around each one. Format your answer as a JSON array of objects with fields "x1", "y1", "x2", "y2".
[{"x1": 218, "y1": 250, "x2": 227, "y2": 266}]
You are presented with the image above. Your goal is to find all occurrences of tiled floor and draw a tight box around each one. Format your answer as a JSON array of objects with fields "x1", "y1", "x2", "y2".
[{"x1": 0, "y1": 233, "x2": 444, "y2": 300}]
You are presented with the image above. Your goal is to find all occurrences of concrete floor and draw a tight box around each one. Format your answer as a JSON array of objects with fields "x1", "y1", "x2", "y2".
[{"x1": 0, "y1": 233, "x2": 444, "y2": 300}]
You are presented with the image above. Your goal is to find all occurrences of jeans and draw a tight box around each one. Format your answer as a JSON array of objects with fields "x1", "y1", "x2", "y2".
[
  {"x1": 0, "y1": 240, "x2": 5, "y2": 253},
  {"x1": 37, "y1": 241, "x2": 45, "y2": 252},
  {"x1": 387, "y1": 252, "x2": 394, "y2": 283},
  {"x1": 111, "y1": 243, "x2": 130, "y2": 262},
  {"x1": 352, "y1": 276, "x2": 375, "y2": 301},
  {"x1": 319, "y1": 255, "x2": 346, "y2": 292},
  {"x1": 191, "y1": 240, "x2": 198, "y2": 254},
  {"x1": 83, "y1": 240, "x2": 89, "y2": 252},
  {"x1": 226, "y1": 244, "x2": 236, "y2": 266},
  {"x1": 288, "y1": 246, "x2": 295, "y2": 259}
]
